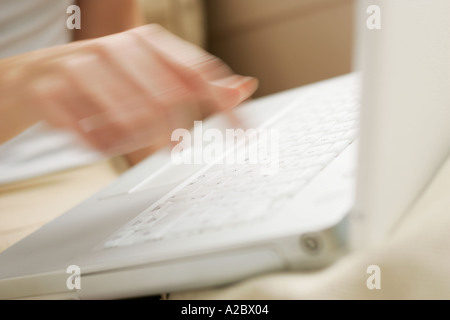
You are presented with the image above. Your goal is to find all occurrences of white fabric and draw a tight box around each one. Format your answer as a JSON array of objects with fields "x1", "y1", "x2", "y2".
[
  {"x1": 0, "y1": 0, "x2": 73, "y2": 59},
  {"x1": 0, "y1": 123, "x2": 105, "y2": 184},
  {"x1": 0, "y1": 0, "x2": 105, "y2": 184}
]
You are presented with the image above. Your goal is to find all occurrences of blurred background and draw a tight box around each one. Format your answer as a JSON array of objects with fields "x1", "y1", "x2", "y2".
[{"x1": 139, "y1": 0, "x2": 354, "y2": 98}]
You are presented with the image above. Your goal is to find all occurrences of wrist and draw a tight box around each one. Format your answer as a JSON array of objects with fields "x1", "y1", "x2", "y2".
[{"x1": 0, "y1": 59, "x2": 41, "y2": 143}]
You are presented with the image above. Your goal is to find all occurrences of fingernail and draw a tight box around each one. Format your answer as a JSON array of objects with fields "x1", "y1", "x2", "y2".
[
  {"x1": 211, "y1": 75, "x2": 258, "y2": 101},
  {"x1": 237, "y1": 77, "x2": 259, "y2": 100}
]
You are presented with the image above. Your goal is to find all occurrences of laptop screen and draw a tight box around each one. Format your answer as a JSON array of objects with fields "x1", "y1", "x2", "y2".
[{"x1": 351, "y1": 0, "x2": 450, "y2": 248}]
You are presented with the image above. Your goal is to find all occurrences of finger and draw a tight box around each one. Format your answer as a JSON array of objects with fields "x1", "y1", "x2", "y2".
[
  {"x1": 131, "y1": 25, "x2": 259, "y2": 104},
  {"x1": 130, "y1": 25, "x2": 243, "y2": 113},
  {"x1": 210, "y1": 75, "x2": 259, "y2": 103},
  {"x1": 54, "y1": 53, "x2": 154, "y2": 152},
  {"x1": 131, "y1": 25, "x2": 234, "y2": 82},
  {"x1": 91, "y1": 33, "x2": 202, "y2": 146}
]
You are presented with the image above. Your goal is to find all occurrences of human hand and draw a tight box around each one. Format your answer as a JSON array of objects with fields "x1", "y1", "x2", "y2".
[{"x1": 1, "y1": 24, "x2": 258, "y2": 155}]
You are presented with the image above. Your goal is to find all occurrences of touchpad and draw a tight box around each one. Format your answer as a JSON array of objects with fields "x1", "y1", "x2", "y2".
[
  {"x1": 128, "y1": 162, "x2": 204, "y2": 194},
  {"x1": 97, "y1": 149, "x2": 204, "y2": 200},
  {"x1": 98, "y1": 162, "x2": 203, "y2": 200}
]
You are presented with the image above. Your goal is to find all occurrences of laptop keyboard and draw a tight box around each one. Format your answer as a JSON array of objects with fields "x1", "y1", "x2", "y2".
[{"x1": 103, "y1": 75, "x2": 360, "y2": 249}]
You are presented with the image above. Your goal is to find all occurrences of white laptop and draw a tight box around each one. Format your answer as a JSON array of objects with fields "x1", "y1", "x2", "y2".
[{"x1": 0, "y1": 0, "x2": 449, "y2": 299}]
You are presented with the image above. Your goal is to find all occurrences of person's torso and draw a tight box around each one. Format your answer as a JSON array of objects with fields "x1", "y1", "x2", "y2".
[{"x1": 0, "y1": 0, "x2": 105, "y2": 184}]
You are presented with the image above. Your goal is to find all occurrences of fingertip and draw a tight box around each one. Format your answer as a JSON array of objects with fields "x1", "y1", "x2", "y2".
[
  {"x1": 210, "y1": 75, "x2": 259, "y2": 109},
  {"x1": 214, "y1": 75, "x2": 258, "y2": 99},
  {"x1": 238, "y1": 76, "x2": 259, "y2": 101}
]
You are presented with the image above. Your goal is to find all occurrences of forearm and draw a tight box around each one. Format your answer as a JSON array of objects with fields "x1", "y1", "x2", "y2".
[
  {"x1": 74, "y1": 0, "x2": 144, "y2": 40},
  {"x1": 0, "y1": 93, "x2": 39, "y2": 144},
  {"x1": 0, "y1": 56, "x2": 39, "y2": 143},
  {"x1": 0, "y1": 42, "x2": 88, "y2": 144}
]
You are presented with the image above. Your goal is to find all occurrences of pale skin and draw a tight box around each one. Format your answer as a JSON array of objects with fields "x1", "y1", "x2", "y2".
[{"x1": 0, "y1": 0, "x2": 258, "y2": 165}]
